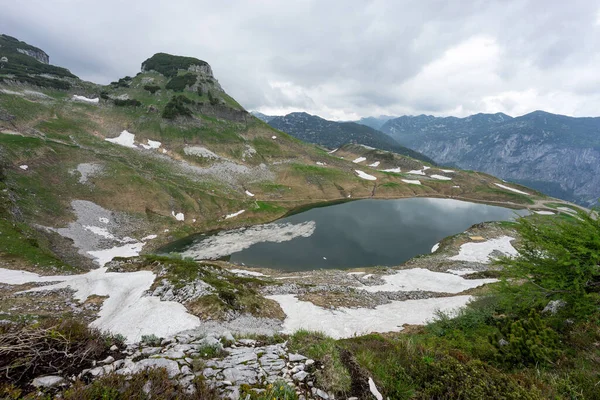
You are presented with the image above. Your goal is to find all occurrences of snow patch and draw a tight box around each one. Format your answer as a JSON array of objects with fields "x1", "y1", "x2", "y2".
[
  {"x1": 267, "y1": 294, "x2": 474, "y2": 339},
  {"x1": 105, "y1": 130, "x2": 137, "y2": 148},
  {"x1": 494, "y1": 183, "x2": 530, "y2": 195},
  {"x1": 140, "y1": 140, "x2": 161, "y2": 150},
  {"x1": 316, "y1": 162, "x2": 326, "y2": 166},
  {"x1": 408, "y1": 169, "x2": 426, "y2": 175},
  {"x1": 225, "y1": 210, "x2": 245, "y2": 219},
  {"x1": 534, "y1": 211, "x2": 555, "y2": 215},
  {"x1": 245, "y1": 190, "x2": 255, "y2": 197},
  {"x1": 352, "y1": 157, "x2": 367, "y2": 163},
  {"x1": 229, "y1": 269, "x2": 268, "y2": 277},
  {"x1": 402, "y1": 179, "x2": 421, "y2": 185},
  {"x1": 272, "y1": 136, "x2": 277, "y2": 139},
  {"x1": 440, "y1": 169, "x2": 455, "y2": 173},
  {"x1": 87, "y1": 242, "x2": 146, "y2": 267},
  {"x1": 0, "y1": 267, "x2": 200, "y2": 342},
  {"x1": 180, "y1": 221, "x2": 316, "y2": 260},
  {"x1": 449, "y1": 236, "x2": 517, "y2": 264},
  {"x1": 557, "y1": 207, "x2": 577, "y2": 214},
  {"x1": 328, "y1": 148, "x2": 338, "y2": 154},
  {"x1": 19, "y1": 165, "x2": 28, "y2": 170},
  {"x1": 431, "y1": 243, "x2": 440, "y2": 253},
  {"x1": 355, "y1": 170, "x2": 377, "y2": 181},
  {"x1": 141, "y1": 234, "x2": 158, "y2": 241},
  {"x1": 72, "y1": 95, "x2": 99, "y2": 104},
  {"x1": 380, "y1": 167, "x2": 401, "y2": 173},
  {"x1": 369, "y1": 378, "x2": 384, "y2": 400},
  {"x1": 172, "y1": 211, "x2": 185, "y2": 221},
  {"x1": 368, "y1": 161, "x2": 380, "y2": 167},
  {"x1": 360, "y1": 268, "x2": 496, "y2": 294},
  {"x1": 430, "y1": 174, "x2": 452, "y2": 181}
]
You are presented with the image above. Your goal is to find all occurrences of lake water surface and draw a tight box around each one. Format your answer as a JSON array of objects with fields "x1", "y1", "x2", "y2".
[{"x1": 160, "y1": 198, "x2": 526, "y2": 271}]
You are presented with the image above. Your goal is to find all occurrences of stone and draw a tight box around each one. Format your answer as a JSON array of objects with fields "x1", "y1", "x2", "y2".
[
  {"x1": 141, "y1": 347, "x2": 161, "y2": 356},
  {"x1": 181, "y1": 365, "x2": 192, "y2": 375},
  {"x1": 133, "y1": 358, "x2": 180, "y2": 378},
  {"x1": 32, "y1": 376, "x2": 66, "y2": 388},
  {"x1": 543, "y1": 299, "x2": 566, "y2": 315},
  {"x1": 238, "y1": 338, "x2": 257, "y2": 346},
  {"x1": 110, "y1": 345, "x2": 119, "y2": 351},
  {"x1": 222, "y1": 330, "x2": 235, "y2": 343},
  {"x1": 98, "y1": 355, "x2": 114, "y2": 365},
  {"x1": 305, "y1": 359, "x2": 315, "y2": 367},
  {"x1": 291, "y1": 364, "x2": 305, "y2": 373},
  {"x1": 289, "y1": 353, "x2": 307, "y2": 362},
  {"x1": 312, "y1": 388, "x2": 329, "y2": 399},
  {"x1": 293, "y1": 370, "x2": 309, "y2": 382},
  {"x1": 88, "y1": 367, "x2": 104, "y2": 377}
]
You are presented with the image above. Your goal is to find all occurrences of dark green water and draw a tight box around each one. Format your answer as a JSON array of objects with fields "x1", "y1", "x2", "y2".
[{"x1": 160, "y1": 198, "x2": 526, "y2": 271}]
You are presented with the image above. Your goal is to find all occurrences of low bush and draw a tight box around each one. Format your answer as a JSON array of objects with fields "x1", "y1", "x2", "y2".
[
  {"x1": 0, "y1": 320, "x2": 114, "y2": 389},
  {"x1": 165, "y1": 73, "x2": 197, "y2": 92},
  {"x1": 113, "y1": 98, "x2": 142, "y2": 107},
  {"x1": 162, "y1": 95, "x2": 194, "y2": 119},
  {"x1": 143, "y1": 84, "x2": 161, "y2": 94}
]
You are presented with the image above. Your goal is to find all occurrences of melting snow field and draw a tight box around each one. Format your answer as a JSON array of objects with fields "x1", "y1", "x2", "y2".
[
  {"x1": 141, "y1": 140, "x2": 161, "y2": 150},
  {"x1": 355, "y1": 170, "x2": 377, "y2": 180},
  {"x1": 229, "y1": 269, "x2": 268, "y2": 277},
  {"x1": 267, "y1": 294, "x2": 474, "y2": 339},
  {"x1": 449, "y1": 236, "x2": 517, "y2": 263},
  {"x1": 408, "y1": 169, "x2": 426, "y2": 175},
  {"x1": 172, "y1": 211, "x2": 185, "y2": 221},
  {"x1": 402, "y1": 179, "x2": 421, "y2": 185},
  {"x1": 180, "y1": 221, "x2": 316, "y2": 260},
  {"x1": 381, "y1": 167, "x2": 401, "y2": 173},
  {"x1": 368, "y1": 161, "x2": 380, "y2": 167},
  {"x1": 0, "y1": 268, "x2": 200, "y2": 342},
  {"x1": 494, "y1": 183, "x2": 530, "y2": 195},
  {"x1": 105, "y1": 130, "x2": 137, "y2": 148},
  {"x1": 431, "y1": 243, "x2": 440, "y2": 253},
  {"x1": 360, "y1": 268, "x2": 496, "y2": 294},
  {"x1": 72, "y1": 95, "x2": 99, "y2": 104},
  {"x1": 353, "y1": 157, "x2": 367, "y2": 163}
]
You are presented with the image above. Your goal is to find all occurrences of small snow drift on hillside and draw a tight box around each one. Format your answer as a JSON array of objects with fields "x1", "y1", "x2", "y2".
[
  {"x1": 245, "y1": 190, "x2": 255, "y2": 197},
  {"x1": 267, "y1": 294, "x2": 473, "y2": 339},
  {"x1": 534, "y1": 210, "x2": 555, "y2": 215},
  {"x1": 225, "y1": 210, "x2": 245, "y2": 219},
  {"x1": 0, "y1": 267, "x2": 200, "y2": 342},
  {"x1": 368, "y1": 161, "x2": 380, "y2": 167},
  {"x1": 494, "y1": 183, "x2": 530, "y2": 195},
  {"x1": 408, "y1": 169, "x2": 426, "y2": 175},
  {"x1": 229, "y1": 269, "x2": 268, "y2": 277},
  {"x1": 172, "y1": 211, "x2": 185, "y2": 221},
  {"x1": 72, "y1": 95, "x2": 99, "y2": 104},
  {"x1": 381, "y1": 167, "x2": 401, "y2": 173},
  {"x1": 449, "y1": 236, "x2": 517, "y2": 263},
  {"x1": 19, "y1": 165, "x2": 28, "y2": 170},
  {"x1": 141, "y1": 140, "x2": 161, "y2": 150},
  {"x1": 355, "y1": 170, "x2": 377, "y2": 180},
  {"x1": 402, "y1": 179, "x2": 421, "y2": 185},
  {"x1": 430, "y1": 174, "x2": 452, "y2": 180},
  {"x1": 353, "y1": 157, "x2": 367, "y2": 163},
  {"x1": 105, "y1": 130, "x2": 137, "y2": 148}
]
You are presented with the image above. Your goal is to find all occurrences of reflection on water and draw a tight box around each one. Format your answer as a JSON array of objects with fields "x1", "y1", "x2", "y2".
[{"x1": 160, "y1": 198, "x2": 526, "y2": 271}]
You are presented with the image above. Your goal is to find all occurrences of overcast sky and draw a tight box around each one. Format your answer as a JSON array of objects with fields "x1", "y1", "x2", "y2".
[{"x1": 2, "y1": 0, "x2": 599, "y2": 120}]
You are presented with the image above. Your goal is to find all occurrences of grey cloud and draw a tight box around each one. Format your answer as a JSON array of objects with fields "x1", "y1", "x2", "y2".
[{"x1": 1, "y1": 0, "x2": 598, "y2": 119}]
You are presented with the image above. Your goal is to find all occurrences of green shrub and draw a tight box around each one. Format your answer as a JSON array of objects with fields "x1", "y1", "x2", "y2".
[
  {"x1": 241, "y1": 381, "x2": 298, "y2": 400},
  {"x1": 208, "y1": 90, "x2": 219, "y2": 105},
  {"x1": 99, "y1": 91, "x2": 109, "y2": 100},
  {"x1": 496, "y1": 210, "x2": 600, "y2": 318},
  {"x1": 491, "y1": 311, "x2": 561, "y2": 367},
  {"x1": 162, "y1": 95, "x2": 194, "y2": 119},
  {"x1": 142, "y1": 53, "x2": 208, "y2": 77},
  {"x1": 143, "y1": 84, "x2": 161, "y2": 94},
  {"x1": 113, "y1": 98, "x2": 141, "y2": 107},
  {"x1": 140, "y1": 334, "x2": 162, "y2": 347},
  {"x1": 63, "y1": 368, "x2": 219, "y2": 399},
  {"x1": 165, "y1": 73, "x2": 197, "y2": 92}
]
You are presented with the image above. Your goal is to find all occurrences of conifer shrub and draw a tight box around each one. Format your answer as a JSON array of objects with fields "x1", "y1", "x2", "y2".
[
  {"x1": 165, "y1": 73, "x2": 197, "y2": 92},
  {"x1": 162, "y1": 95, "x2": 194, "y2": 119},
  {"x1": 143, "y1": 84, "x2": 161, "y2": 94}
]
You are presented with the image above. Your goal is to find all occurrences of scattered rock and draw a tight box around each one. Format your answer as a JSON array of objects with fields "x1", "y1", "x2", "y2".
[
  {"x1": 543, "y1": 299, "x2": 566, "y2": 315},
  {"x1": 32, "y1": 376, "x2": 66, "y2": 388}
]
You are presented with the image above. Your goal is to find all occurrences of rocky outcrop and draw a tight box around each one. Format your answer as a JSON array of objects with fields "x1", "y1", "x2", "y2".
[{"x1": 16, "y1": 47, "x2": 49, "y2": 64}]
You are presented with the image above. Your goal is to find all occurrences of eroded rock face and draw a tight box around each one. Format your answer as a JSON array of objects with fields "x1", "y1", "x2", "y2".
[{"x1": 16, "y1": 48, "x2": 49, "y2": 64}]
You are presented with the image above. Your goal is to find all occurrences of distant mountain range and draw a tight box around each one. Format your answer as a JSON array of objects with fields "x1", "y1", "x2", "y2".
[
  {"x1": 378, "y1": 111, "x2": 600, "y2": 206},
  {"x1": 251, "y1": 111, "x2": 434, "y2": 164}
]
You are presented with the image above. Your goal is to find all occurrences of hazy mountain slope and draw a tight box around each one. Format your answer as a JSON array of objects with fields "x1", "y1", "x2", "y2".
[
  {"x1": 381, "y1": 111, "x2": 600, "y2": 206},
  {"x1": 355, "y1": 115, "x2": 396, "y2": 130},
  {"x1": 267, "y1": 112, "x2": 435, "y2": 164}
]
